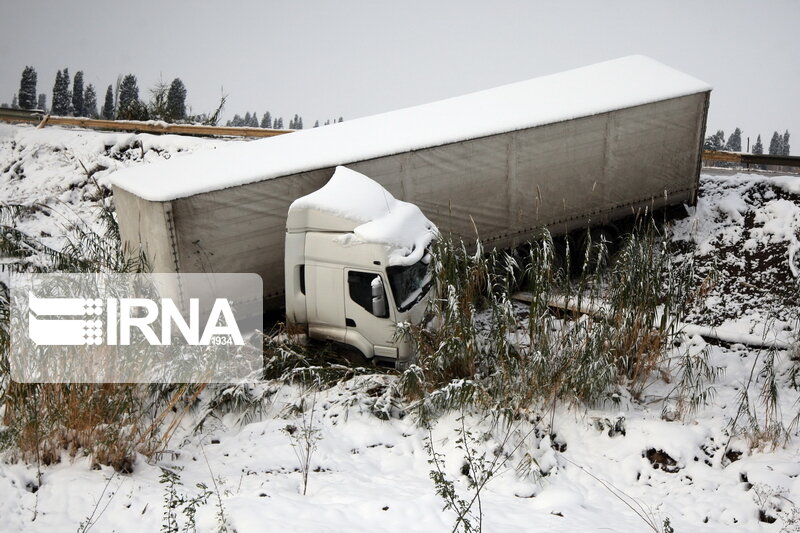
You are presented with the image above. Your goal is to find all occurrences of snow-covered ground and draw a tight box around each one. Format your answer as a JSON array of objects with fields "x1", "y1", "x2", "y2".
[
  {"x1": 1, "y1": 124, "x2": 799, "y2": 532},
  {"x1": 0, "y1": 122, "x2": 225, "y2": 252}
]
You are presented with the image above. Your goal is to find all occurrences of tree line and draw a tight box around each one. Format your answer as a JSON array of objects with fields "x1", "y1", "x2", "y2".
[
  {"x1": 704, "y1": 127, "x2": 791, "y2": 156},
  {"x1": 225, "y1": 112, "x2": 343, "y2": 129},
  {"x1": 3, "y1": 65, "x2": 342, "y2": 129}
]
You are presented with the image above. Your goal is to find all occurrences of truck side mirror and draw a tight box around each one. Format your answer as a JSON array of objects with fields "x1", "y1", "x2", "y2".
[{"x1": 371, "y1": 276, "x2": 388, "y2": 318}]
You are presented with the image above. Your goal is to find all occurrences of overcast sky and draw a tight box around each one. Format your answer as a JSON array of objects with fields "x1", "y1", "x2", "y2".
[{"x1": 2, "y1": 1, "x2": 798, "y2": 152}]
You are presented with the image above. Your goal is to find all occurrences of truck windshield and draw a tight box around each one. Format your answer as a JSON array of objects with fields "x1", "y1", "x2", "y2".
[{"x1": 387, "y1": 254, "x2": 434, "y2": 312}]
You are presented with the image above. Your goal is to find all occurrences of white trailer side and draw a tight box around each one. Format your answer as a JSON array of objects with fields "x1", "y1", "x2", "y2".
[{"x1": 111, "y1": 55, "x2": 711, "y2": 309}]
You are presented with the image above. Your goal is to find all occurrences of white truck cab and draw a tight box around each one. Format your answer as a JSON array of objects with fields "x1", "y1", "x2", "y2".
[{"x1": 285, "y1": 166, "x2": 438, "y2": 366}]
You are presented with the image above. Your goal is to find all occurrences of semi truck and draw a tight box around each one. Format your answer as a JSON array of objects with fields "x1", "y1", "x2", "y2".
[
  {"x1": 284, "y1": 166, "x2": 437, "y2": 364},
  {"x1": 109, "y1": 55, "x2": 711, "y2": 365}
]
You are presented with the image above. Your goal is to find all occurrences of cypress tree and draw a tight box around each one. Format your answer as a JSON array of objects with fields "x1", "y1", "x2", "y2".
[
  {"x1": 83, "y1": 84, "x2": 98, "y2": 118},
  {"x1": 51, "y1": 71, "x2": 62, "y2": 113},
  {"x1": 72, "y1": 71, "x2": 84, "y2": 117},
  {"x1": 166, "y1": 78, "x2": 187, "y2": 121},
  {"x1": 752, "y1": 134, "x2": 763, "y2": 155},
  {"x1": 724, "y1": 128, "x2": 742, "y2": 152},
  {"x1": 18, "y1": 66, "x2": 37, "y2": 110},
  {"x1": 260, "y1": 111, "x2": 272, "y2": 128},
  {"x1": 37, "y1": 93, "x2": 46, "y2": 112},
  {"x1": 117, "y1": 74, "x2": 140, "y2": 116},
  {"x1": 62, "y1": 68, "x2": 72, "y2": 114},
  {"x1": 51, "y1": 68, "x2": 72, "y2": 115},
  {"x1": 11, "y1": 95, "x2": 19, "y2": 109},
  {"x1": 769, "y1": 131, "x2": 782, "y2": 155},
  {"x1": 314, "y1": 120, "x2": 319, "y2": 128},
  {"x1": 102, "y1": 85, "x2": 114, "y2": 119},
  {"x1": 782, "y1": 130, "x2": 790, "y2": 156}
]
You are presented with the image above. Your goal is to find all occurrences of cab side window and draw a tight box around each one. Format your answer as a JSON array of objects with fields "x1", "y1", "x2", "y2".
[{"x1": 347, "y1": 271, "x2": 389, "y2": 318}]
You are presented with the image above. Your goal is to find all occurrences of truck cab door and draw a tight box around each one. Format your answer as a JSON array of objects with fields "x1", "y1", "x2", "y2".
[
  {"x1": 343, "y1": 270, "x2": 398, "y2": 359},
  {"x1": 305, "y1": 264, "x2": 346, "y2": 343}
]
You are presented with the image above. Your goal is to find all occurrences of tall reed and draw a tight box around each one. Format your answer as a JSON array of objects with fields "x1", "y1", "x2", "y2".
[{"x1": 399, "y1": 218, "x2": 712, "y2": 423}]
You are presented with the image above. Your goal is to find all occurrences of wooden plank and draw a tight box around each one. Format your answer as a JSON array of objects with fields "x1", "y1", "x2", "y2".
[
  {"x1": 0, "y1": 109, "x2": 294, "y2": 139},
  {"x1": 702, "y1": 149, "x2": 741, "y2": 163},
  {"x1": 703, "y1": 149, "x2": 800, "y2": 168}
]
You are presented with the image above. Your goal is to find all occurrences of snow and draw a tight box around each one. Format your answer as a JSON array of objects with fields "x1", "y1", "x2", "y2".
[
  {"x1": 2, "y1": 125, "x2": 800, "y2": 533},
  {"x1": 109, "y1": 55, "x2": 711, "y2": 202},
  {"x1": 290, "y1": 166, "x2": 438, "y2": 266},
  {"x1": 0, "y1": 123, "x2": 223, "y2": 254},
  {"x1": 671, "y1": 171, "x2": 800, "y2": 333}
]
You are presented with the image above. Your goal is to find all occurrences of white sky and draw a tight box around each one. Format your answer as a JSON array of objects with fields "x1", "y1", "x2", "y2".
[{"x1": 1, "y1": 0, "x2": 798, "y2": 153}]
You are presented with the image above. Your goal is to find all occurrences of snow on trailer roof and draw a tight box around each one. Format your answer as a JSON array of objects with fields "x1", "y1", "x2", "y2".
[
  {"x1": 289, "y1": 166, "x2": 438, "y2": 266},
  {"x1": 110, "y1": 55, "x2": 711, "y2": 202}
]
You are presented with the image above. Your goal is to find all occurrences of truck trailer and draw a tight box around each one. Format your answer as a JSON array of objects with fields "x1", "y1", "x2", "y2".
[{"x1": 110, "y1": 55, "x2": 711, "y2": 313}]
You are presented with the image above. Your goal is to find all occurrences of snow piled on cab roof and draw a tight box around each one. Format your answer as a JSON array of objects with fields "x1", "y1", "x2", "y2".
[
  {"x1": 110, "y1": 55, "x2": 711, "y2": 202},
  {"x1": 290, "y1": 166, "x2": 438, "y2": 266}
]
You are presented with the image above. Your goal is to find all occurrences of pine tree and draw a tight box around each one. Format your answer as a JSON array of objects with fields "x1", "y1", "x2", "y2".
[
  {"x1": 117, "y1": 74, "x2": 140, "y2": 117},
  {"x1": 298, "y1": 116, "x2": 303, "y2": 129},
  {"x1": 18, "y1": 66, "x2": 37, "y2": 110},
  {"x1": 11, "y1": 95, "x2": 19, "y2": 109},
  {"x1": 249, "y1": 111, "x2": 259, "y2": 127},
  {"x1": 781, "y1": 130, "x2": 790, "y2": 156},
  {"x1": 166, "y1": 78, "x2": 187, "y2": 121},
  {"x1": 102, "y1": 85, "x2": 114, "y2": 119},
  {"x1": 83, "y1": 84, "x2": 98, "y2": 118},
  {"x1": 338, "y1": 116, "x2": 343, "y2": 123},
  {"x1": 314, "y1": 120, "x2": 319, "y2": 128},
  {"x1": 275, "y1": 117, "x2": 283, "y2": 129},
  {"x1": 724, "y1": 128, "x2": 742, "y2": 152},
  {"x1": 37, "y1": 93, "x2": 46, "y2": 112},
  {"x1": 72, "y1": 71, "x2": 84, "y2": 116},
  {"x1": 260, "y1": 111, "x2": 272, "y2": 128},
  {"x1": 752, "y1": 134, "x2": 763, "y2": 155},
  {"x1": 769, "y1": 131, "x2": 782, "y2": 155}
]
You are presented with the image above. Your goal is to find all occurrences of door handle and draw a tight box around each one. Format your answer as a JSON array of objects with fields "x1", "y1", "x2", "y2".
[{"x1": 346, "y1": 318, "x2": 356, "y2": 327}]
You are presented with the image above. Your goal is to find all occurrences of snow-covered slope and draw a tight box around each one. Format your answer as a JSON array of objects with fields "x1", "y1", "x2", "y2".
[
  {"x1": 671, "y1": 169, "x2": 800, "y2": 342},
  {"x1": 0, "y1": 123, "x2": 224, "y2": 253}
]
